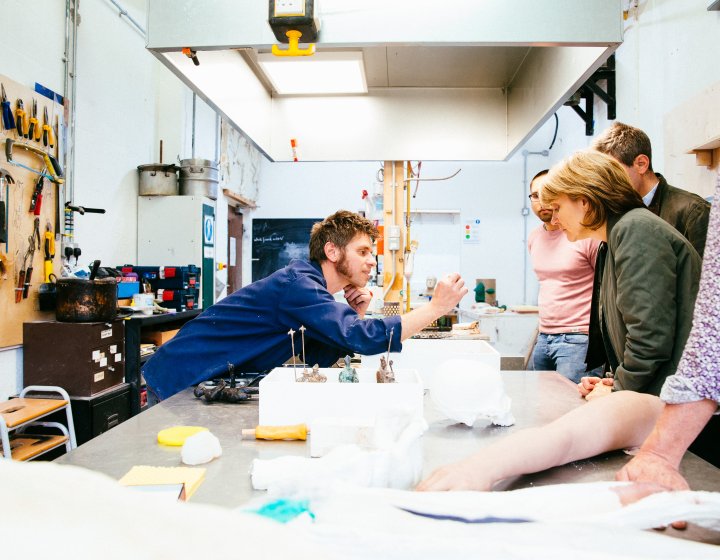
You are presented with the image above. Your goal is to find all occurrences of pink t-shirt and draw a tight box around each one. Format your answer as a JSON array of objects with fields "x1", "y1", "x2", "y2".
[{"x1": 528, "y1": 225, "x2": 599, "y2": 334}]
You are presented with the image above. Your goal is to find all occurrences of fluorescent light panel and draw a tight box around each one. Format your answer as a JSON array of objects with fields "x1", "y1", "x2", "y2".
[{"x1": 257, "y1": 51, "x2": 367, "y2": 95}]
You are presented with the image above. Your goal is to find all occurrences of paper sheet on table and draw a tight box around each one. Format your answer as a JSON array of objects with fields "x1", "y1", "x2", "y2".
[{"x1": 119, "y1": 465, "x2": 206, "y2": 501}]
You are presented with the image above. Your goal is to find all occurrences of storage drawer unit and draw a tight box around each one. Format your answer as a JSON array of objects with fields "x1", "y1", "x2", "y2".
[
  {"x1": 23, "y1": 320, "x2": 125, "y2": 396},
  {"x1": 69, "y1": 383, "x2": 131, "y2": 445}
]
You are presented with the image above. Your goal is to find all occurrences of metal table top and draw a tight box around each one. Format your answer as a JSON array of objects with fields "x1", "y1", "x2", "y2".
[{"x1": 57, "y1": 371, "x2": 720, "y2": 544}]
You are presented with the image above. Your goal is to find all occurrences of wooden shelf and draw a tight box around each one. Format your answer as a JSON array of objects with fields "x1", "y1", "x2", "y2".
[{"x1": 688, "y1": 136, "x2": 720, "y2": 169}]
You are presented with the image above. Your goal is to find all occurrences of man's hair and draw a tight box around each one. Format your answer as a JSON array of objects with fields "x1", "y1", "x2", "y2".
[
  {"x1": 541, "y1": 150, "x2": 645, "y2": 230},
  {"x1": 592, "y1": 121, "x2": 654, "y2": 171},
  {"x1": 530, "y1": 169, "x2": 549, "y2": 189},
  {"x1": 309, "y1": 210, "x2": 379, "y2": 263}
]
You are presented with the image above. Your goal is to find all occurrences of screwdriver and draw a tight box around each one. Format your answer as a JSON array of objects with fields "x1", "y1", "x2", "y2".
[{"x1": 0, "y1": 84, "x2": 14, "y2": 131}]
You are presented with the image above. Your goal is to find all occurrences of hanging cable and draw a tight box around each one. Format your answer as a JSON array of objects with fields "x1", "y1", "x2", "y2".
[{"x1": 547, "y1": 113, "x2": 559, "y2": 151}]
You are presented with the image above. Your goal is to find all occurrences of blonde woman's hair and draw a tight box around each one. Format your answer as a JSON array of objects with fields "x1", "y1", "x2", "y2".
[{"x1": 541, "y1": 150, "x2": 644, "y2": 230}]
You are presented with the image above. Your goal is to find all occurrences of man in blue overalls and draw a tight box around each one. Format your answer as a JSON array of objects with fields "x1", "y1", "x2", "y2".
[{"x1": 143, "y1": 210, "x2": 468, "y2": 400}]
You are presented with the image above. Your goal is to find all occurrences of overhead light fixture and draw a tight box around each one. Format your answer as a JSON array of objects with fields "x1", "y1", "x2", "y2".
[{"x1": 257, "y1": 51, "x2": 367, "y2": 95}]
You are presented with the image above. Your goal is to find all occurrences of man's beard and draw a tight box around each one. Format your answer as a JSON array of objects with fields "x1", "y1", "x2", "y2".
[{"x1": 336, "y1": 249, "x2": 351, "y2": 279}]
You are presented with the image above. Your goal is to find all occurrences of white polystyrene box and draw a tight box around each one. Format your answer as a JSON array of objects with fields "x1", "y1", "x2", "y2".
[
  {"x1": 361, "y1": 339, "x2": 500, "y2": 386},
  {"x1": 259, "y1": 367, "x2": 423, "y2": 426}
]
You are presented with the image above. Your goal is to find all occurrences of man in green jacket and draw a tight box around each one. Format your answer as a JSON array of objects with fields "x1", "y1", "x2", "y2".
[{"x1": 593, "y1": 122, "x2": 710, "y2": 257}]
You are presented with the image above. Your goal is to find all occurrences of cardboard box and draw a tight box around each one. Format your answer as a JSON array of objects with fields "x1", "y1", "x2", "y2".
[
  {"x1": 141, "y1": 328, "x2": 180, "y2": 347},
  {"x1": 259, "y1": 367, "x2": 423, "y2": 426}
]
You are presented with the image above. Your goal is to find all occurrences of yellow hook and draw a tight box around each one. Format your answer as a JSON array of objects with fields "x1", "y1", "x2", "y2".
[{"x1": 271, "y1": 30, "x2": 315, "y2": 57}]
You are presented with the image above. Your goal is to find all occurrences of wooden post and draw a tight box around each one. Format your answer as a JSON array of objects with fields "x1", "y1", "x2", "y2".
[{"x1": 382, "y1": 161, "x2": 405, "y2": 315}]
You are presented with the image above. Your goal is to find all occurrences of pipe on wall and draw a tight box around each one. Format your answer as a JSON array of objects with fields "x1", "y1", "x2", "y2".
[{"x1": 521, "y1": 149, "x2": 548, "y2": 304}]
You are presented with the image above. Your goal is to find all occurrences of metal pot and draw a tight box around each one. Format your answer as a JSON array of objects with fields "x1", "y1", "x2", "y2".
[
  {"x1": 137, "y1": 163, "x2": 178, "y2": 196},
  {"x1": 179, "y1": 158, "x2": 218, "y2": 199},
  {"x1": 55, "y1": 277, "x2": 118, "y2": 322}
]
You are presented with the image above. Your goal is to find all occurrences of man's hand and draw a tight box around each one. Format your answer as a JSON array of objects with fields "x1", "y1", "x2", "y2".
[
  {"x1": 577, "y1": 376, "x2": 613, "y2": 398},
  {"x1": 344, "y1": 284, "x2": 372, "y2": 318},
  {"x1": 430, "y1": 273, "x2": 468, "y2": 315}
]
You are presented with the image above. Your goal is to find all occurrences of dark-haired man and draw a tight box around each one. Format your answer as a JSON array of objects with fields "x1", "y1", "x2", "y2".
[
  {"x1": 593, "y1": 122, "x2": 710, "y2": 257},
  {"x1": 143, "y1": 210, "x2": 467, "y2": 400}
]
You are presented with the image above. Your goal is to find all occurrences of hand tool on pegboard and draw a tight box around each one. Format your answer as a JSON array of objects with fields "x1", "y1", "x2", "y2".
[
  {"x1": 42, "y1": 107, "x2": 54, "y2": 148},
  {"x1": 1, "y1": 84, "x2": 15, "y2": 132},
  {"x1": 28, "y1": 99, "x2": 40, "y2": 142},
  {"x1": 15, "y1": 99, "x2": 29, "y2": 138},
  {"x1": 29, "y1": 172, "x2": 45, "y2": 215},
  {"x1": 43, "y1": 222, "x2": 55, "y2": 283},
  {"x1": 0, "y1": 168, "x2": 14, "y2": 244},
  {"x1": 15, "y1": 235, "x2": 34, "y2": 303},
  {"x1": 4, "y1": 139, "x2": 63, "y2": 183}
]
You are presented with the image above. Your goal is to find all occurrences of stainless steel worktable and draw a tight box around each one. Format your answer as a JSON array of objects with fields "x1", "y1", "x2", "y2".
[{"x1": 57, "y1": 371, "x2": 720, "y2": 543}]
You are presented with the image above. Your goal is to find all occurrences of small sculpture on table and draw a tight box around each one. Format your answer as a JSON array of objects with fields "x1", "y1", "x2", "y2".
[
  {"x1": 338, "y1": 355, "x2": 359, "y2": 383},
  {"x1": 376, "y1": 327, "x2": 396, "y2": 383},
  {"x1": 299, "y1": 363, "x2": 327, "y2": 383},
  {"x1": 376, "y1": 356, "x2": 396, "y2": 384}
]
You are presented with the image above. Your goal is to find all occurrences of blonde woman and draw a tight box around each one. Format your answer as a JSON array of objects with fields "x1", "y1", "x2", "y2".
[{"x1": 541, "y1": 150, "x2": 701, "y2": 397}]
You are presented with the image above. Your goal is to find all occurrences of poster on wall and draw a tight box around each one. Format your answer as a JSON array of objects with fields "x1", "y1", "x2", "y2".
[
  {"x1": 463, "y1": 219, "x2": 481, "y2": 244},
  {"x1": 252, "y1": 218, "x2": 320, "y2": 282}
]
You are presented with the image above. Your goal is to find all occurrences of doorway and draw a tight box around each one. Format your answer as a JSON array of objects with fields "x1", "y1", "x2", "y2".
[{"x1": 227, "y1": 205, "x2": 243, "y2": 294}]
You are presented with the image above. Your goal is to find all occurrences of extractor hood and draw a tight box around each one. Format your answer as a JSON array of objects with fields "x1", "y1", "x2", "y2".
[{"x1": 146, "y1": 0, "x2": 622, "y2": 162}]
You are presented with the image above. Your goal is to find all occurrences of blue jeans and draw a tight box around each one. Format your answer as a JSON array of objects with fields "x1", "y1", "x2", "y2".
[{"x1": 530, "y1": 333, "x2": 602, "y2": 383}]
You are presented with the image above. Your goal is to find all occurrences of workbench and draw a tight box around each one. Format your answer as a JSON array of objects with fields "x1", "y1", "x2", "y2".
[{"x1": 56, "y1": 371, "x2": 720, "y2": 544}]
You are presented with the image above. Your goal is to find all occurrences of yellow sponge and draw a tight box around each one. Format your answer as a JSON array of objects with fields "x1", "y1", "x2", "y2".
[{"x1": 157, "y1": 426, "x2": 208, "y2": 446}]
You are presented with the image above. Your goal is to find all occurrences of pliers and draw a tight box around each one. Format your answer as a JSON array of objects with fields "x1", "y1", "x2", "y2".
[
  {"x1": 28, "y1": 99, "x2": 40, "y2": 142},
  {"x1": 15, "y1": 99, "x2": 29, "y2": 138},
  {"x1": 42, "y1": 107, "x2": 55, "y2": 148}
]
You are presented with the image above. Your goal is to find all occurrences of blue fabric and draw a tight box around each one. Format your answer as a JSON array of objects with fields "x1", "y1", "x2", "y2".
[
  {"x1": 530, "y1": 333, "x2": 601, "y2": 383},
  {"x1": 142, "y1": 260, "x2": 402, "y2": 400}
]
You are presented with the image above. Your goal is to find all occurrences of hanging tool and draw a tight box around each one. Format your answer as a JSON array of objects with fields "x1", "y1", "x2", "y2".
[
  {"x1": 15, "y1": 99, "x2": 29, "y2": 138},
  {"x1": 32, "y1": 217, "x2": 41, "y2": 250},
  {"x1": 65, "y1": 202, "x2": 106, "y2": 215},
  {"x1": 0, "y1": 168, "x2": 14, "y2": 244},
  {"x1": 43, "y1": 224, "x2": 55, "y2": 283},
  {"x1": 42, "y1": 107, "x2": 55, "y2": 147},
  {"x1": 29, "y1": 172, "x2": 45, "y2": 215},
  {"x1": 16, "y1": 236, "x2": 35, "y2": 303},
  {"x1": 4, "y1": 139, "x2": 64, "y2": 183},
  {"x1": 182, "y1": 47, "x2": 200, "y2": 66},
  {"x1": 28, "y1": 99, "x2": 39, "y2": 142},
  {"x1": 1, "y1": 84, "x2": 15, "y2": 132}
]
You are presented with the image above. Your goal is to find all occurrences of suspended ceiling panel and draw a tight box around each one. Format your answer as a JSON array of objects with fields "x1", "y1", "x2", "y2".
[{"x1": 148, "y1": 0, "x2": 622, "y2": 161}]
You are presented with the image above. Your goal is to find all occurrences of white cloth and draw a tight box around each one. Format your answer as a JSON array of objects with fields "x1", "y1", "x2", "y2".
[{"x1": 252, "y1": 414, "x2": 428, "y2": 494}]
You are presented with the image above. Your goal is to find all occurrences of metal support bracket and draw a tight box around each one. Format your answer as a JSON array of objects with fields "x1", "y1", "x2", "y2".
[{"x1": 565, "y1": 55, "x2": 616, "y2": 136}]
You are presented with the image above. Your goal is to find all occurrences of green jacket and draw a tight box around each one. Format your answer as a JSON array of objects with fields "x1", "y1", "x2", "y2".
[
  {"x1": 648, "y1": 174, "x2": 711, "y2": 257},
  {"x1": 600, "y1": 208, "x2": 701, "y2": 395}
]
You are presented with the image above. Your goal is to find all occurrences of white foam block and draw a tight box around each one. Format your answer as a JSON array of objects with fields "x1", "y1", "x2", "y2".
[{"x1": 259, "y1": 367, "x2": 423, "y2": 426}]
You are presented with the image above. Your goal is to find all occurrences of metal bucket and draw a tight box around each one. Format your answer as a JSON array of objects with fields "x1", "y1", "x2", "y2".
[
  {"x1": 137, "y1": 164, "x2": 178, "y2": 196},
  {"x1": 55, "y1": 277, "x2": 118, "y2": 322},
  {"x1": 179, "y1": 158, "x2": 218, "y2": 200}
]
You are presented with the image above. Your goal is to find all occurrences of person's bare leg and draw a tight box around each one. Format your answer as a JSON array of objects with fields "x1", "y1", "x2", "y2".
[{"x1": 417, "y1": 391, "x2": 664, "y2": 491}]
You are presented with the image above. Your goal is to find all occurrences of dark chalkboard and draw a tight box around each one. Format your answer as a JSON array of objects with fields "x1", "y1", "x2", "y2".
[{"x1": 251, "y1": 218, "x2": 321, "y2": 282}]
